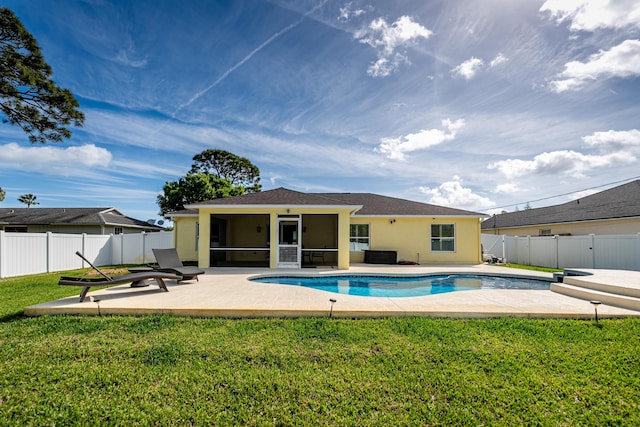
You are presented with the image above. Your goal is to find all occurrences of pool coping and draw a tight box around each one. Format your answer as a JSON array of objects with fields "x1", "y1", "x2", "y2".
[{"x1": 24, "y1": 264, "x2": 640, "y2": 319}]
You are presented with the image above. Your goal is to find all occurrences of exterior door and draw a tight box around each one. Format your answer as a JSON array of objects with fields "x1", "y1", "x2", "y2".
[{"x1": 277, "y1": 216, "x2": 301, "y2": 268}]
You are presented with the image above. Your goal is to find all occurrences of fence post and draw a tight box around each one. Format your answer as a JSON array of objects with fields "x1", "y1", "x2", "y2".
[
  {"x1": 0, "y1": 230, "x2": 4, "y2": 278},
  {"x1": 527, "y1": 235, "x2": 531, "y2": 266},
  {"x1": 590, "y1": 234, "x2": 596, "y2": 269},
  {"x1": 502, "y1": 235, "x2": 507, "y2": 264},
  {"x1": 46, "y1": 231, "x2": 52, "y2": 273},
  {"x1": 554, "y1": 235, "x2": 559, "y2": 269},
  {"x1": 82, "y1": 233, "x2": 86, "y2": 260},
  {"x1": 109, "y1": 233, "x2": 115, "y2": 266},
  {"x1": 637, "y1": 233, "x2": 640, "y2": 271},
  {"x1": 142, "y1": 232, "x2": 147, "y2": 264}
]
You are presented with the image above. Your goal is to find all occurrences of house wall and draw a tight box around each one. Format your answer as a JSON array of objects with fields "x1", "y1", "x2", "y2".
[
  {"x1": 174, "y1": 211, "x2": 483, "y2": 268},
  {"x1": 173, "y1": 216, "x2": 199, "y2": 262},
  {"x1": 482, "y1": 217, "x2": 640, "y2": 237},
  {"x1": 350, "y1": 216, "x2": 482, "y2": 265}
]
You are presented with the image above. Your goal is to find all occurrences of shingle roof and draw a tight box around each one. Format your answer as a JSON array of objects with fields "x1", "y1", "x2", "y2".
[
  {"x1": 320, "y1": 193, "x2": 484, "y2": 216},
  {"x1": 482, "y1": 180, "x2": 640, "y2": 230},
  {"x1": 185, "y1": 187, "x2": 485, "y2": 217},
  {"x1": 0, "y1": 207, "x2": 164, "y2": 230},
  {"x1": 187, "y1": 188, "x2": 360, "y2": 208}
]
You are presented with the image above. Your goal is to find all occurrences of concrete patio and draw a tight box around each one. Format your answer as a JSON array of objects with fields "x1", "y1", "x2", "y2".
[{"x1": 25, "y1": 264, "x2": 640, "y2": 319}]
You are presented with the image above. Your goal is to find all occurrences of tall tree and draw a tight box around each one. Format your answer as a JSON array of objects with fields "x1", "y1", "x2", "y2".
[
  {"x1": 18, "y1": 193, "x2": 38, "y2": 207},
  {"x1": 190, "y1": 149, "x2": 261, "y2": 193},
  {"x1": 0, "y1": 7, "x2": 84, "y2": 143},
  {"x1": 157, "y1": 149, "x2": 261, "y2": 216},
  {"x1": 157, "y1": 174, "x2": 245, "y2": 216}
]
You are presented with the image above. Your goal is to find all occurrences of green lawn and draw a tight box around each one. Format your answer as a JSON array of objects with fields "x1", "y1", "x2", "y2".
[
  {"x1": 1, "y1": 270, "x2": 639, "y2": 426},
  {"x1": 498, "y1": 263, "x2": 563, "y2": 273}
]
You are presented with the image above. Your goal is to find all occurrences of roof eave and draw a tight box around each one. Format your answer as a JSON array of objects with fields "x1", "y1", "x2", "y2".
[
  {"x1": 355, "y1": 214, "x2": 489, "y2": 219},
  {"x1": 184, "y1": 203, "x2": 363, "y2": 211},
  {"x1": 103, "y1": 222, "x2": 163, "y2": 230},
  {"x1": 166, "y1": 213, "x2": 198, "y2": 218},
  {"x1": 483, "y1": 215, "x2": 640, "y2": 230}
]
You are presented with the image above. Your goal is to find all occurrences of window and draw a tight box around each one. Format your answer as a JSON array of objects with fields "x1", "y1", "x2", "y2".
[
  {"x1": 350, "y1": 224, "x2": 369, "y2": 252},
  {"x1": 539, "y1": 229, "x2": 551, "y2": 236},
  {"x1": 114, "y1": 227, "x2": 123, "y2": 234},
  {"x1": 431, "y1": 224, "x2": 455, "y2": 252}
]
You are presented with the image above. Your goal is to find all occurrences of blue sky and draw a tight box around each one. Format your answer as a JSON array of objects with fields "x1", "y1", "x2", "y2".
[{"x1": 1, "y1": 0, "x2": 639, "y2": 224}]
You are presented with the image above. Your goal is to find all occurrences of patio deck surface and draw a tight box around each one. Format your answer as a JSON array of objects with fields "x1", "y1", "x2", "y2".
[{"x1": 25, "y1": 264, "x2": 640, "y2": 319}]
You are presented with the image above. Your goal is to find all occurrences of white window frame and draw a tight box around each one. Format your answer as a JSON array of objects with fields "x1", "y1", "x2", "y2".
[
  {"x1": 431, "y1": 224, "x2": 455, "y2": 252},
  {"x1": 350, "y1": 223, "x2": 370, "y2": 252}
]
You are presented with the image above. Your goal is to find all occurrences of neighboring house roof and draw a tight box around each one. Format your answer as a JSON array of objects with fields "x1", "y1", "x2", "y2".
[
  {"x1": 0, "y1": 207, "x2": 164, "y2": 230},
  {"x1": 482, "y1": 180, "x2": 640, "y2": 230},
  {"x1": 184, "y1": 187, "x2": 485, "y2": 218}
]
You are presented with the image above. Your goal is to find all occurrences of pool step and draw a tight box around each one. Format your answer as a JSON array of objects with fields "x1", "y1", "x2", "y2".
[{"x1": 551, "y1": 278, "x2": 640, "y2": 312}]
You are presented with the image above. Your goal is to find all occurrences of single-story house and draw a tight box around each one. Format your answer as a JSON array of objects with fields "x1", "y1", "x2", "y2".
[
  {"x1": 482, "y1": 180, "x2": 640, "y2": 236},
  {"x1": 0, "y1": 208, "x2": 165, "y2": 234},
  {"x1": 169, "y1": 187, "x2": 487, "y2": 269}
]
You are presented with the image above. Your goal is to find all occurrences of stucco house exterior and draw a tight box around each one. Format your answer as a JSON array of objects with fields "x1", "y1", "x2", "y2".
[
  {"x1": 169, "y1": 187, "x2": 487, "y2": 269},
  {"x1": 482, "y1": 180, "x2": 640, "y2": 236},
  {"x1": 0, "y1": 208, "x2": 164, "y2": 234}
]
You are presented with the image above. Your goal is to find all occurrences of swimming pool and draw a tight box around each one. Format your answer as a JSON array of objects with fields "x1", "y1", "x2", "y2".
[{"x1": 251, "y1": 274, "x2": 551, "y2": 298}]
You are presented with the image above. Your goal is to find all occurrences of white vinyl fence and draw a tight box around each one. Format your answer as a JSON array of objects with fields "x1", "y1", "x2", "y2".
[
  {"x1": 0, "y1": 231, "x2": 174, "y2": 278},
  {"x1": 482, "y1": 233, "x2": 640, "y2": 271}
]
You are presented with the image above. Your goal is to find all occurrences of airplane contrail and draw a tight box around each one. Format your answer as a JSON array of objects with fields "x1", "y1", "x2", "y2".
[{"x1": 173, "y1": 0, "x2": 328, "y2": 116}]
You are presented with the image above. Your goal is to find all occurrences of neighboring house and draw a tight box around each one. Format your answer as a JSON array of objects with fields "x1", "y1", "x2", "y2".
[
  {"x1": 482, "y1": 180, "x2": 640, "y2": 236},
  {"x1": 0, "y1": 208, "x2": 164, "y2": 234},
  {"x1": 169, "y1": 187, "x2": 486, "y2": 269}
]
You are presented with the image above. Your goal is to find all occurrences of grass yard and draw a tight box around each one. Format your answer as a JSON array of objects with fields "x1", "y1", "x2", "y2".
[
  {"x1": 1, "y1": 270, "x2": 639, "y2": 426},
  {"x1": 493, "y1": 263, "x2": 563, "y2": 273}
]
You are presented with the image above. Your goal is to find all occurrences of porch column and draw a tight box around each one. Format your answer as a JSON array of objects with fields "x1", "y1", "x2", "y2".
[
  {"x1": 198, "y1": 211, "x2": 211, "y2": 268},
  {"x1": 337, "y1": 211, "x2": 351, "y2": 270},
  {"x1": 269, "y1": 213, "x2": 278, "y2": 269}
]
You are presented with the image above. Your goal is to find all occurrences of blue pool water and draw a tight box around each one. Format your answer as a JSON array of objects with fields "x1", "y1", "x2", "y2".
[{"x1": 251, "y1": 274, "x2": 551, "y2": 298}]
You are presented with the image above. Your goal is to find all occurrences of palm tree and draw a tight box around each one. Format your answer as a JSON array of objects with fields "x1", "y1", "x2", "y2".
[
  {"x1": 0, "y1": 186, "x2": 5, "y2": 202},
  {"x1": 18, "y1": 193, "x2": 39, "y2": 207}
]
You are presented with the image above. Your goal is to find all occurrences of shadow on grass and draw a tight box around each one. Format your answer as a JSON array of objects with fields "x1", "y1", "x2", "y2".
[{"x1": 0, "y1": 311, "x2": 27, "y2": 323}]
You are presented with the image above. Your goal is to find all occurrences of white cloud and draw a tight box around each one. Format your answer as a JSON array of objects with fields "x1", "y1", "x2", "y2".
[
  {"x1": 338, "y1": 2, "x2": 365, "y2": 22},
  {"x1": 540, "y1": 0, "x2": 640, "y2": 31},
  {"x1": 451, "y1": 54, "x2": 506, "y2": 79},
  {"x1": 114, "y1": 48, "x2": 148, "y2": 68},
  {"x1": 488, "y1": 150, "x2": 635, "y2": 179},
  {"x1": 494, "y1": 183, "x2": 520, "y2": 194},
  {"x1": 375, "y1": 119, "x2": 465, "y2": 161},
  {"x1": 582, "y1": 129, "x2": 640, "y2": 150},
  {"x1": 355, "y1": 15, "x2": 432, "y2": 77},
  {"x1": 549, "y1": 39, "x2": 640, "y2": 92},
  {"x1": 419, "y1": 176, "x2": 494, "y2": 210},
  {"x1": 451, "y1": 57, "x2": 484, "y2": 80},
  {"x1": 0, "y1": 143, "x2": 112, "y2": 175},
  {"x1": 367, "y1": 54, "x2": 408, "y2": 78},
  {"x1": 489, "y1": 53, "x2": 508, "y2": 67}
]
